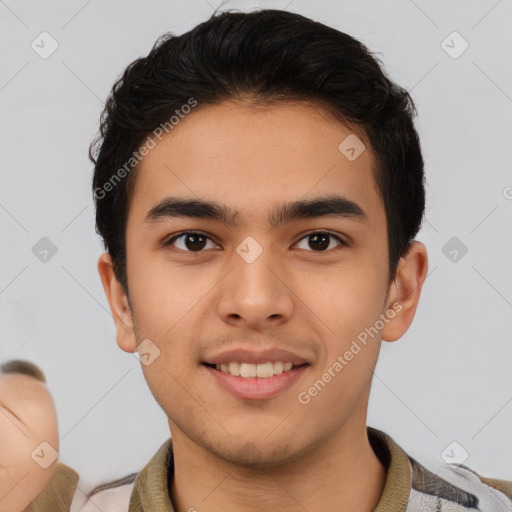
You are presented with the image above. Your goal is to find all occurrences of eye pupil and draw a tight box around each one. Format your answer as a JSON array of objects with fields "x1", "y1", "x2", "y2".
[
  {"x1": 309, "y1": 233, "x2": 329, "y2": 251},
  {"x1": 170, "y1": 231, "x2": 341, "y2": 254},
  {"x1": 185, "y1": 233, "x2": 207, "y2": 251}
]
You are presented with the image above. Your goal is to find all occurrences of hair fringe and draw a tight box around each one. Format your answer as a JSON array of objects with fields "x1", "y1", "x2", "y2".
[{"x1": 0, "y1": 359, "x2": 46, "y2": 383}]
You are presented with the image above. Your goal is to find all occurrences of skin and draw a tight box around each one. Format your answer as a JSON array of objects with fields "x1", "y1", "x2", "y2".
[
  {"x1": 98, "y1": 99, "x2": 428, "y2": 512},
  {"x1": 0, "y1": 374, "x2": 59, "y2": 512}
]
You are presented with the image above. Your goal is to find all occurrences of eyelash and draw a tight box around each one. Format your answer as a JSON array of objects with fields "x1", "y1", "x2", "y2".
[{"x1": 164, "y1": 230, "x2": 348, "y2": 254}]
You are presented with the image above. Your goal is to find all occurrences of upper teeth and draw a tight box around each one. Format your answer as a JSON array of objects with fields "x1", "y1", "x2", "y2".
[{"x1": 215, "y1": 361, "x2": 294, "y2": 378}]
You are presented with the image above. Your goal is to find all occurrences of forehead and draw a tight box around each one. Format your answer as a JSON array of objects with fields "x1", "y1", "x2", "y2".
[
  {"x1": 127, "y1": 100, "x2": 383, "y2": 228},
  {"x1": 0, "y1": 373, "x2": 50, "y2": 401}
]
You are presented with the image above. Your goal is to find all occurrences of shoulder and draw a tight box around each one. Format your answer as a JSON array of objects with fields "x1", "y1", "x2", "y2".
[
  {"x1": 459, "y1": 464, "x2": 512, "y2": 500},
  {"x1": 72, "y1": 438, "x2": 172, "y2": 512},
  {"x1": 407, "y1": 456, "x2": 512, "y2": 510}
]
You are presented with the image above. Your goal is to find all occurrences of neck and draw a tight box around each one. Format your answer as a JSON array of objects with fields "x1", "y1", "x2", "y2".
[{"x1": 169, "y1": 422, "x2": 387, "y2": 512}]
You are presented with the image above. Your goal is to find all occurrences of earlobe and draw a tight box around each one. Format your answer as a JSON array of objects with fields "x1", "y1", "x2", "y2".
[
  {"x1": 97, "y1": 253, "x2": 138, "y2": 353},
  {"x1": 381, "y1": 241, "x2": 428, "y2": 342}
]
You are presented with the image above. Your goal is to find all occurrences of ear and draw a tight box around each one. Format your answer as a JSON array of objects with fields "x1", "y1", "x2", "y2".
[
  {"x1": 97, "y1": 253, "x2": 137, "y2": 353},
  {"x1": 381, "y1": 241, "x2": 428, "y2": 342}
]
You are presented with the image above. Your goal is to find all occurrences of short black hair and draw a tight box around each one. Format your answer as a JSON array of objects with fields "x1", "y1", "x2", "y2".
[{"x1": 90, "y1": 8, "x2": 426, "y2": 296}]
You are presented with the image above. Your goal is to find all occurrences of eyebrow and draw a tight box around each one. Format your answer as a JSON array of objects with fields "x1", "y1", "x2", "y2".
[{"x1": 144, "y1": 194, "x2": 369, "y2": 229}]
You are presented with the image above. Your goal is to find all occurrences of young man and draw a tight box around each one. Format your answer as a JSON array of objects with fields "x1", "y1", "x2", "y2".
[
  {"x1": 0, "y1": 360, "x2": 78, "y2": 512},
  {"x1": 83, "y1": 8, "x2": 511, "y2": 512}
]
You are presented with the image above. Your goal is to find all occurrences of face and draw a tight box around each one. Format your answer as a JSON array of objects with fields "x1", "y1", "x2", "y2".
[
  {"x1": 0, "y1": 374, "x2": 59, "y2": 512},
  {"x1": 99, "y1": 100, "x2": 427, "y2": 467}
]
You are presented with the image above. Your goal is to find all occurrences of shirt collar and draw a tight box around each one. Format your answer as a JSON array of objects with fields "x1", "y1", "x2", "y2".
[
  {"x1": 368, "y1": 426, "x2": 413, "y2": 512},
  {"x1": 25, "y1": 463, "x2": 79, "y2": 512},
  {"x1": 128, "y1": 426, "x2": 413, "y2": 512}
]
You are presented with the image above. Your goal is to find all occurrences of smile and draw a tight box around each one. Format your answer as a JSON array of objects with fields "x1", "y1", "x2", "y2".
[
  {"x1": 214, "y1": 361, "x2": 295, "y2": 378},
  {"x1": 202, "y1": 362, "x2": 310, "y2": 400}
]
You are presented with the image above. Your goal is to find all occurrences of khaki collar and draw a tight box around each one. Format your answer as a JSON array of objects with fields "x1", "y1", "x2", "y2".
[
  {"x1": 25, "y1": 463, "x2": 79, "y2": 512},
  {"x1": 129, "y1": 426, "x2": 413, "y2": 511},
  {"x1": 369, "y1": 427, "x2": 413, "y2": 512}
]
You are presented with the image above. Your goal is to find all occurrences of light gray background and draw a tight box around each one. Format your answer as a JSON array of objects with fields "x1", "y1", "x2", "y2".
[{"x1": 1, "y1": 0, "x2": 511, "y2": 492}]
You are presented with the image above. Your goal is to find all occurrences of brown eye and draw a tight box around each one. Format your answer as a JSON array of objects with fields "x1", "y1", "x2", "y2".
[
  {"x1": 166, "y1": 232, "x2": 218, "y2": 252},
  {"x1": 295, "y1": 231, "x2": 346, "y2": 252}
]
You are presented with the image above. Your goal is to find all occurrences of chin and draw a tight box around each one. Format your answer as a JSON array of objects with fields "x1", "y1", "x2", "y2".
[{"x1": 206, "y1": 437, "x2": 305, "y2": 470}]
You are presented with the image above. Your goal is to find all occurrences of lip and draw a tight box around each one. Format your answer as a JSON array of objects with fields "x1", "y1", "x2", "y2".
[
  {"x1": 203, "y1": 348, "x2": 309, "y2": 366},
  {"x1": 202, "y1": 363, "x2": 309, "y2": 400}
]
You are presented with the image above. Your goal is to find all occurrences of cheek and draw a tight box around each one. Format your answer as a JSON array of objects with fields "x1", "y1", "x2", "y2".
[
  {"x1": 291, "y1": 261, "x2": 387, "y2": 395},
  {"x1": 129, "y1": 256, "x2": 218, "y2": 338},
  {"x1": 298, "y1": 260, "x2": 386, "y2": 333},
  {"x1": 0, "y1": 411, "x2": 34, "y2": 464},
  {"x1": 0, "y1": 414, "x2": 57, "y2": 510},
  {"x1": 140, "y1": 359, "x2": 196, "y2": 426}
]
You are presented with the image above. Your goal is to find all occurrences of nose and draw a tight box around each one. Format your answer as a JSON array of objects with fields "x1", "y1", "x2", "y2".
[{"x1": 216, "y1": 243, "x2": 295, "y2": 330}]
